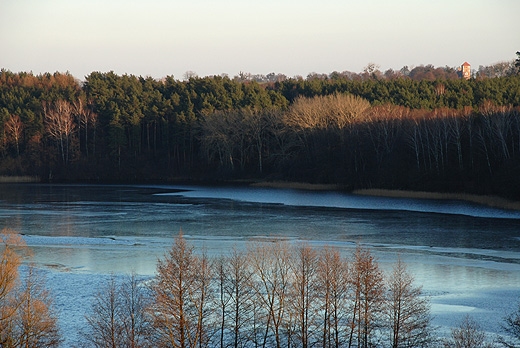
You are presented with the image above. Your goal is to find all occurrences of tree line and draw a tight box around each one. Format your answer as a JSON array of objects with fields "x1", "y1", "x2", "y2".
[
  {"x1": 2, "y1": 229, "x2": 520, "y2": 347},
  {"x1": 1, "y1": 67, "x2": 520, "y2": 197}
]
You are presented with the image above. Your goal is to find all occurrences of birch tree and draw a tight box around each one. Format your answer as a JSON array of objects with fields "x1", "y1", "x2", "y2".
[
  {"x1": 73, "y1": 97, "x2": 98, "y2": 157},
  {"x1": 43, "y1": 100, "x2": 77, "y2": 164},
  {"x1": 4, "y1": 115, "x2": 23, "y2": 157}
]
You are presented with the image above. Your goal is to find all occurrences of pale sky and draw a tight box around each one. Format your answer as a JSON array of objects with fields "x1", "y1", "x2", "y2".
[{"x1": 1, "y1": 0, "x2": 518, "y2": 80}]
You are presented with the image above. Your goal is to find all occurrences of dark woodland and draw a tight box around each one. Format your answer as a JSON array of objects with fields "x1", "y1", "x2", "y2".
[{"x1": 1, "y1": 59, "x2": 520, "y2": 198}]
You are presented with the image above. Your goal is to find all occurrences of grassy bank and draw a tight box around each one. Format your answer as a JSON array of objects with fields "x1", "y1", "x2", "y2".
[
  {"x1": 353, "y1": 188, "x2": 520, "y2": 211},
  {"x1": 0, "y1": 176, "x2": 40, "y2": 183},
  {"x1": 250, "y1": 181, "x2": 343, "y2": 191},
  {"x1": 251, "y1": 181, "x2": 520, "y2": 211}
]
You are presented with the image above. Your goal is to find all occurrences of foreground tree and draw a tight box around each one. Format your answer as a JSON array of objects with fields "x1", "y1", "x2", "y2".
[
  {"x1": 316, "y1": 246, "x2": 350, "y2": 347},
  {"x1": 0, "y1": 229, "x2": 61, "y2": 347},
  {"x1": 248, "y1": 241, "x2": 292, "y2": 348},
  {"x1": 151, "y1": 231, "x2": 213, "y2": 348},
  {"x1": 289, "y1": 243, "x2": 318, "y2": 348},
  {"x1": 11, "y1": 266, "x2": 61, "y2": 348},
  {"x1": 0, "y1": 230, "x2": 24, "y2": 345},
  {"x1": 84, "y1": 273, "x2": 153, "y2": 348},
  {"x1": 386, "y1": 257, "x2": 434, "y2": 348},
  {"x1": 215, "y1": 248, "x2": 255, "y2": 348},
  {"x1": 0, "y1": 230, "x2": 23, "y2": 329},
  {"x1": 444, "y1": 315, "x2": 493, "y2": 348},
  {"x1": 85, "y1": 276, "x2": 123, "y2": 348},
  {"x1": 349, "y1": 246, "x2": 386, "y2": 348},
  {"x1": 499, "y1": 301, "x2": 520, "y2": 348}
]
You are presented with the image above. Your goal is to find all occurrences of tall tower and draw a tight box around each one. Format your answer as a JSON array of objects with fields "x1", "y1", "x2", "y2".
[{"x1": 461, "y1": 62, "x2": 471, "y2": 80}]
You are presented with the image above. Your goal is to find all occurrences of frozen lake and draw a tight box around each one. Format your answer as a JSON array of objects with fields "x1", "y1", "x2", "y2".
[{"x1": 1, "y1": 183, "x2": 519, "y2": 346}]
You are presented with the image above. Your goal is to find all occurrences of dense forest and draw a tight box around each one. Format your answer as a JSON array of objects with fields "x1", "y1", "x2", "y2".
[{"x1": 1, "y1": 59, "x2": 520, "y2": 198}]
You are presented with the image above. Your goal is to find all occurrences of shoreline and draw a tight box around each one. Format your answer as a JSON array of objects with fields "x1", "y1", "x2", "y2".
[
  {"x1": 250, "y1": 181, "x2": 343, "y2": 191},
  {"x1": 0, "y1": 176, "x2": 40, "y2": 183},
  {"x1": 250, "y1": 181, "x2": 520, "y2": 211},
  {"x1": 353, "y1": 188, "x2": 520, "y2": 211}
]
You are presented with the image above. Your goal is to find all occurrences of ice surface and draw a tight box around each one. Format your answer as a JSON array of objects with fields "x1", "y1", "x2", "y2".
[
  {"x1": 1, "y1": 184, "x2": 519, "y2": 347},
  {"x1": 157, "y1": 185, "x2": 520, "y2": 219}
]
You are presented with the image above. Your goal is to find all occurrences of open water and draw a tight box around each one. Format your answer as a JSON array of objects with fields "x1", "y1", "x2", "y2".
[{"x1": 0, "y1": 183, "x2": 519, "y2": 346}]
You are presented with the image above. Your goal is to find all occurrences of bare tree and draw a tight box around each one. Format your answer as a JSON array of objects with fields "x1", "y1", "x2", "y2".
[
  {"x1": 120, "y1": 273, "x2": 153, "y2": 348},
  {"x1": 349, "y1": 246, "x2": 385, "y2": 348},
  {"x1": 73, "y1": 97, "x2": 98, "y2": 157},
  {"x1": 215, "y1": 247, "x2": 255, "y2": 348},
  {"x1": 84, "y1": 273, "x2": 153, "y2": 348},
  {"x1": 151, "y1": 231, "x2": 212, "y2": 348},
  {"x1": 289, "y1": 243, "x2": 318, "y2": 348},
  {"x1": 12, "y1": 265, "x2": 61, "y2": 348},
  {"x1": 0, "y1": 229, "x2": 24, "y2": 345},
  {"x1": 200, "y1": 111, "x2": 236, "y2": 170},
  {"x1": 0, "y1": 229, "x2": 60, "y2": 348},
  {"x1": 84, "y1": 275, "x2": 123, "y2": 348},
  {"x1": 498, "y1": 301, "x2": 520, "y2": 348},
  {"x1": 249, "y1": 241, "x2": 292, "y2": 348},
  {"x1": 365, "y1": 105, "x2": 407, "y2": 171},
  {"x1": 316, "y1": 246, "x2": 350, "y2": 348},
  {"x1": 43, "y1": 100, "x2": 77, "y2": 164},
  {"x1": 283, "y1": 93, "x2": 371, "y2": 169},
  {"x1": 385, "y1": 257, "x2": 433, "y2": 348},
  {"x1": 444, "y1": 315, "x2": 493, "y2": 348},
  {"x1": 284, "y1": 94, "x2": 370, "y2": 131},
  {"x1": 4, "y1": 115, "x2": 23, "y2": 157},
  {"x1": 193, "y1": 251, "x2": 213, "y2": 348}
]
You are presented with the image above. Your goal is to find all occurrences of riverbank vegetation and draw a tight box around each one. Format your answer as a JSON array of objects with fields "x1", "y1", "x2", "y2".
[{"x1": 1, "y1": 59, "x2": 520, "y2": 199}]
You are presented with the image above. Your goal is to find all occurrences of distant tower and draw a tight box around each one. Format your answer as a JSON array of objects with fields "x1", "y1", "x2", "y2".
[{"x1": 461, "y1": 62, "x2": 471, "y2": 80}]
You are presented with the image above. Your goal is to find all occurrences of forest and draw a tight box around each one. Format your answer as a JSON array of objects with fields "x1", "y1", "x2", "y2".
[{"x1": 1, "y1": 59, "x2": 520, "y2": 198}]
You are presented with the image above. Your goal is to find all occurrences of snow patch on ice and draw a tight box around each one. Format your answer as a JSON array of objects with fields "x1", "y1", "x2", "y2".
[{"x1": 22, "y1": 234, "x2": 142, "y2": 246}]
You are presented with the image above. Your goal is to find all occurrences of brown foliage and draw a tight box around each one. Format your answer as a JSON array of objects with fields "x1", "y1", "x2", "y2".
[
  {"x1": 0, "y1": 228, "x2": 61, "y2": 347},
  {"x1": 62, "y1": 231, "x2": 441, "y2": 347},
  {"x1": 284, "y1": 94, "x2": 371, "y2": 130},
  {"x1": 151, "y1": 231, "x2": 212, "y2": 348},
  {"x1": 349, "y1": 246, "x2": 386, "y2": 348}
]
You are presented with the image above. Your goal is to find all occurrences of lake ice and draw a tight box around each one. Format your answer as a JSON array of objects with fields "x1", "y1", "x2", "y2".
[{"x1": 1, "y1": 184, "x2": 519, "y2": 346}]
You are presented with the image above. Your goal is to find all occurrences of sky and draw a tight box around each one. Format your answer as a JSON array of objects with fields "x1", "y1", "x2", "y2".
[{"x1": 0, "y1": 0, "x2": 518, "y2": 80}]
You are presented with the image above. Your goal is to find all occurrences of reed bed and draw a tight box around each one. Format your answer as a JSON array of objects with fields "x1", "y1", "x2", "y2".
[
  {"x1": 0, "y1": 176, "x2": 40, "y2": 183},
  {"x1": 354, "y1": 188, "x2": 520, "y2": 211}
]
